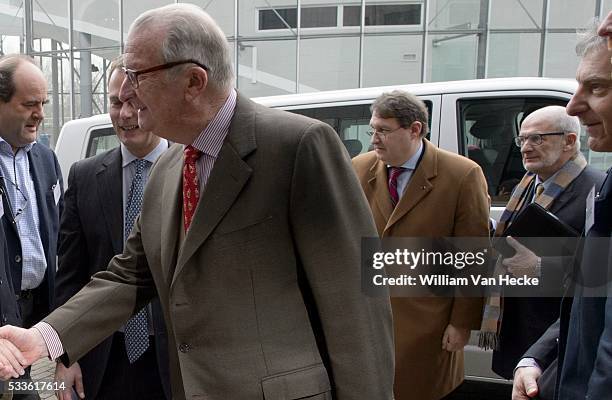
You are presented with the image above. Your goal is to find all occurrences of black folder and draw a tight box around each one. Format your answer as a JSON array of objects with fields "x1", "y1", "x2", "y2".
[{"x1": 494, "y1": 203, "x2": 579, "y2": 258}]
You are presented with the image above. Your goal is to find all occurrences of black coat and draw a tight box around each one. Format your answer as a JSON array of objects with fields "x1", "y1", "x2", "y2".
[
  {"x1": 493, "y1": 165, "x2": 605, "y2": 380},
  {"x1": 0, "y1": 143, "x2": 63, "y2": 324}
]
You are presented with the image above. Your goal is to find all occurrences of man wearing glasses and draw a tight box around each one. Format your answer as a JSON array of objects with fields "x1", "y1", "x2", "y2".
[
  {"x1": 480, "y1": 106, "x2": 603, "y2": 398},
  {"x1": 0, "y1": 54, "x2": 63, "y2": 399},
  {"x1": 513, "y1": 15, "x2": 612, "y2": 400},
  {"x1": 0, "y1": 4, "x2": 394, "y2": 400},
  {"x1": 352, "y1": 90, "x2": 489, "y2": 400}
]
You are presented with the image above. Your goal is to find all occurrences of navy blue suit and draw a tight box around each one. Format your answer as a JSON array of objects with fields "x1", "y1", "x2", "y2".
[
  {"x1": 557, "y1": 171, "x2": 612, "y2": 399},
  {"x1": 0, "y1": 210, "x2": 21, "y2": 394},
  {"x1": 493, "y1": 166, "x2": 605, "y2": 380},
  {"x1": 0, "y1": 204, "x2": 20, "y2": 327},
  {"x1": 0, "y1": 143, "x2": 63, "y2": 325}
]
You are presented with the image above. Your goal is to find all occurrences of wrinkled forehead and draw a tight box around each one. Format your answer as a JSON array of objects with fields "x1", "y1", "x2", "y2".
[
  {"x1": 576, "y1": 45, "x2": 611, "y2": 82},
  {"x1": 13, "y1": 63, "x2": 47, "y2": 97},
  {"x1": 519, "y1": 124, "x2": 557, "y2": 136}
]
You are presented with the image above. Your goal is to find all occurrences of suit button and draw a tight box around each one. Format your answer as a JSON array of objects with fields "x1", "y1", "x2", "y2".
[
  {"x1": 179, "y1": 343, "x2": 191, "y2": 353},
  {"x1": 14, "y1": 255, "x2": 21, "y2": 263}
]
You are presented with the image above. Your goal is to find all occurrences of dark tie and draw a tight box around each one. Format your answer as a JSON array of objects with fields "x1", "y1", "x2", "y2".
[
  {"x1": 183, "y1": 145, "x2": 203, "y2": 232},
  {"x1": 124, "y1": 159, "x2": 150, "y2": 363},
  {"x1": 388, "y1": 167, "x2": 406, "y2": 206}
]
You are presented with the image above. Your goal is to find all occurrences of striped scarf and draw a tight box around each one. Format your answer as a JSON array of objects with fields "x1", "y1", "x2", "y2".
[{"x1": 478, "y1": 153, "x2": 587, "y2": 350}]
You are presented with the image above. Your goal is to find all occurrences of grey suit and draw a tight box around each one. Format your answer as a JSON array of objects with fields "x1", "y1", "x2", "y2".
[
  {"x1": 44, "y1": 94, "x2": 394, "y2": 400},
  {"x1": 54, "y1": 147, "x2": 171, "y2": 399}
]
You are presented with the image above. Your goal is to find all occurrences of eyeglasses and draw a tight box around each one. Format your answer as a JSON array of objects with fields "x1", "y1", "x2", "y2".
[
  {"x1": 366, "y1": 126, "x2": 403, "y2": 138},
  {"x1": 123, "y1": 60, "x2": 210, "y2": 89},
  {"x1": 514, "y1": 132, "x2": 565, "y2": 147}
]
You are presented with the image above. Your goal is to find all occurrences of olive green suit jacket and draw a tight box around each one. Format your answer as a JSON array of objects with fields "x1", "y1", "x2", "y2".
[{"x1": 45, "y1": 94, "x2": 394, "y2": 400}]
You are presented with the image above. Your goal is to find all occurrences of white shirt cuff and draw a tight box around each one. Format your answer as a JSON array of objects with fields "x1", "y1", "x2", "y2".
[
  {"x1": 32, "y1": 322, "x2": 64, "y2": 361},
  {"x1": 514, "y1": 357, "x2": 542, "y2": 376}
]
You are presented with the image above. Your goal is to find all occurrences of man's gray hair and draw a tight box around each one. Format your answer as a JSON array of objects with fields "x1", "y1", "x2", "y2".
[
  {"x1": 371, "y1": 90, "x2": 429, "y2": 137},
  {"x1": 576, "y1": 18, "x2": 607, "y2": 57},
  {"x1": 0, "y1": 54, "x2": 38, "y2": 103},
  {"x1": 523, "y1": 105, "x2": 581, "y2": 154},
  {"x1": 130, "y1": 4, "x2": 234, "y2": 92}
]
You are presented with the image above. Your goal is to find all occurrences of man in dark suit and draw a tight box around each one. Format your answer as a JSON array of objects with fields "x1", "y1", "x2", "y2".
[
  {"x1": 486, "y1": 106, "x2": 604, "y2": 384},
  {"x1": 0, "y1": 55, "x2": 62, "y2": 328},
  {"x1": 512, "y1": 17, "x2": 612, "y2": 400},
  {"x1": 53, "y1": 58, "x2": 170, "y2": 400},
  {"x1": 0, "y1": 4, "x2": 394, "y2": 400},
  {"x1": 0, "y1": 54, "x2": 62, "y2": 400}
]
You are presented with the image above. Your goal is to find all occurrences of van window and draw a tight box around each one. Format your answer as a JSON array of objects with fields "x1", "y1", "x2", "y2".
[
  {"x1": 458, "y1": 97, "x2": 568, "y2": 206},
  {"x1": 293, "y1": 101, "x2": 433, "y2": 158},
  {"x1": 86, "y1": 128, "x2": 119, "y2": 158}
]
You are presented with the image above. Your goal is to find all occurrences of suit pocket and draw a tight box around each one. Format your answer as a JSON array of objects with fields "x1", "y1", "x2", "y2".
[
  {"x1": 261, "y1": 363, "x2": 332, "y2": 400},
  {"x1": 211, "y1": 216, "x2": 274, "y2": 251},
  {"x1": 214, "y1": 215, "x2": 273, "y2": 236}
]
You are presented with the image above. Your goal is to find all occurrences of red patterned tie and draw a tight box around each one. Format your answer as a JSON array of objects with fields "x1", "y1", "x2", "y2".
[
  {"x1": 388, "y1": 167, "x2": 406, "y2": 207},
  {"x1": 183, "y1": 145, "x2": 203, "y2": 231}
]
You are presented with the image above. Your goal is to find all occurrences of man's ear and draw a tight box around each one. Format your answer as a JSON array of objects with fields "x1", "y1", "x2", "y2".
[
  {"x1": 185, "y1": 67, "x2": 208, "y2": 101},
  {"x1": 410, "y1": 121, "x2": 423, "y2": 138},
  {"x1": 564, "y1": 132, "x2": 578, "y2": 151}
]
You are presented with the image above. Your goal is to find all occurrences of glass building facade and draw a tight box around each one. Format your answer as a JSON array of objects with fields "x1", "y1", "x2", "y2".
[{"x1": 0, "y1": 0, "x2": 609, "y2": 145}]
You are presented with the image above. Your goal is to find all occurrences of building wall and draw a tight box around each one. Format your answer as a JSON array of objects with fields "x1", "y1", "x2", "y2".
[{"x1": 0, "y1": 0, "x2": 608, "y2": 144}]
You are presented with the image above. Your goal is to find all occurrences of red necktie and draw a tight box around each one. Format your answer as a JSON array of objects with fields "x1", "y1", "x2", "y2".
[
  {"x1": 388, "y1": 167, "x2": 406, "y2": 207},
  {"x1": 183, "y1": 145, "x2": 203, "y2": 232}
]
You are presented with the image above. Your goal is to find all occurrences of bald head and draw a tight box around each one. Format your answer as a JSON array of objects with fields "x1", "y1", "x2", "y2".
[
  {"x1": 519, "y1": 105, "x2": 583, "y2": 180},
  {"x1": 522, "y1": 106, "x2": 581, "y2": 154}
]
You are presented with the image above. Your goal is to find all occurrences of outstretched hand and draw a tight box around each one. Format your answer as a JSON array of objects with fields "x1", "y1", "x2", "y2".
[
  {"x1": 0, "y1": 337, "x2": 26, "y2": 379},
  {"x1": 0, "y1": 325, "x2": 49, "y2": 379}
]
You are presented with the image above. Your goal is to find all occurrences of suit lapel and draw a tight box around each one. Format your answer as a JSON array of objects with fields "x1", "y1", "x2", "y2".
[
  {"x1": 96, "y1": 148, "x2": 124, "y2": 254},
  {"x1": 548, "y1": 186, "x2": 574, "y2": 215},
  {"x1": 368, "y1": 160, "x2": 393, "y2": 223},
  {"x1": 161, "y1": 147, "x2": 183, "y2": 282},
  {"x1": 172, "y1": 94, "x2": 257, "y2": 286},
  {"x1": 386, "y1": 140, "x2": 436, "y2": 231},
  {"x1": 27, "y1": 147, "x2": 49, "y2": 246}
]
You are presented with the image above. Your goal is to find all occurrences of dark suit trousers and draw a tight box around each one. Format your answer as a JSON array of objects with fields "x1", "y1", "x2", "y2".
[{"x1": 94, "y1": 332, "x2": 165, "y2": 400}]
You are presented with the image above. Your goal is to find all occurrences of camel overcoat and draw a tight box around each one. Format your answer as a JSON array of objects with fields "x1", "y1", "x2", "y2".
[{"x1": 353, "y1": 139, "x2": 489, "y2": 400}]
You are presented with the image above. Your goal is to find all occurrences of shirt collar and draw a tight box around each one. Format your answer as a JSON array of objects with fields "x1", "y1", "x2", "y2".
[
  {"x1": 121, "y1": 138, "x2": 169, "y2": 168},
  {"x1": 0, "y1": 137, "x2": 35, "y2": 156},
  {"x1": 190, "y1": 88, "x2": 237, "y2": 158}
]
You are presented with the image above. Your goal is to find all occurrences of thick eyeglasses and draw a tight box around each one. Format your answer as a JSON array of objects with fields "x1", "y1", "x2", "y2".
[
  {"x1": 366, "y1": 126, "x2": 403, "y2": 138},
  {"x1": 123, "y1": 60, "x2": 210, "y2": 89},
  {"x1": 514, "y1": 132, "x2": 565, "y2": 147}
]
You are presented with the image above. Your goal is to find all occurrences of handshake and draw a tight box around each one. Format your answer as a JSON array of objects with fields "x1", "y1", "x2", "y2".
[{"x1": 0, "y1": 325, "x2": 50, "y2": 380}]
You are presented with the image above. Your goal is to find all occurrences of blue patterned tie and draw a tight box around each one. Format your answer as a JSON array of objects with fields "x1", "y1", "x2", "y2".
[{"x1": 124, "y1": 159, "x2": 150, "y2": 363}]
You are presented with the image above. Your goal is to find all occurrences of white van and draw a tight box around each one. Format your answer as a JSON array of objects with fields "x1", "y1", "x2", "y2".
[
  {"x1": 54, "y1": 76, "x2": 595, "y2": 395},
  {"x1": 56, "y1": 77, "x2": 601, "y2": 221}
]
